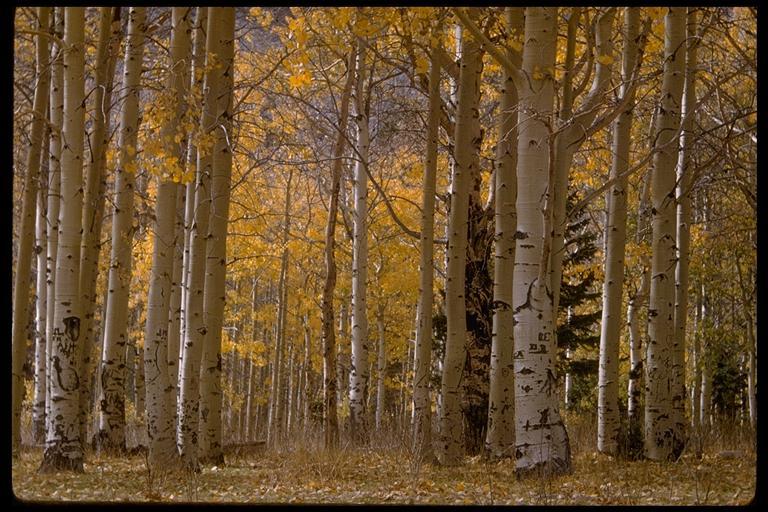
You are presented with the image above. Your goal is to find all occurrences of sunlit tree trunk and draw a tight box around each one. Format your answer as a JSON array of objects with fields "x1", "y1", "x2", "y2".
[
  {"x1": 97, "y1": 7, "x2": 146, "y2": 454},
  {"x1": 144, "y1": 6, "x2": 192, "y2": 469},
  {"x1": 178, "y1": 7, "x2": 222, "y2": 471},
  {"x1": 672, "y1": 7, "x2": 699, "y2": 446},
  {"x1": 40, "y1": 6, "x2": 85, "y2": 472},
  {"x1": 597, "y1": 8, "x2": 640, "y2": 455},
  {"x1": 411, "y1": 28, "x2": 440, "y2": 462},
  {"x1": 485, "y1": 6, "x2": 522, "y2": 461},
  {"x1": 512, "y1": 7, "x2": 571, "y2": 477},
  {"x1": 438, "y1": 11, "x2": 481, "y2": 465},
  {"x1": 78, "y1": 7, "x2": 123, "y2": 445},
  {"x1": 645, "y1": 7, "x2": 686, "y2": 462},
  {"x1": 12, "y1": 5, "x2": 51, "y2": 455},
  {"x1": 198, "y1": 6, "x2": 235, "y2": 466},
  {"x1": 349, "y1": 39, "x2": 370, "y2": 442},
  {"x1": 320, "y1": 47, "x2": 357, "y2": 450}
]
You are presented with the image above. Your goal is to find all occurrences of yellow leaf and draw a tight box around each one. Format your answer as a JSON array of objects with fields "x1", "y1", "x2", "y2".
[
  {"x1": 597, "y1": 54, "x2": 614, "y2": 65},
  {"x1": 124, "y1": 160, "x2": 138, "y2": 174},
  {"x1": 415, "y1": 55, "x2": 429, "y2": 75}
]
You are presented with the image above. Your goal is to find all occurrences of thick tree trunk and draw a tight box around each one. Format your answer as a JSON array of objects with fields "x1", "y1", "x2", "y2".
[
  {"x1": 597, "y1": 8, "x2": 640, "y2": 455},
  {"x1": 438, "y1": 11, "x2": 481, "y2": 465},
  {"x1": 512, "y1": 7, "x2": 571, "y2": 477},
  {"x1": 97, "y1": 7, "x2": 146, "y2": 455},
  {"x1": 198, "y1": 6, "x2": 235, "y2": 466},
  {"x1": 485, "y1": 6, "x2": 522, "y2": 461},
  {"x1": 143, "y1": 6, "x2": 192, "y2": 469},
  {"x1": 349, "y1": 40, "x2": 370, "y2": 442},
  {"x1": 645, "y1": 7, "x2": 686, "y2": 462},
  {"x1": 12, "y1": 6, "x2": 51, "y2": 455},
  {"x1": 40, "y1": 6, "x2": 85, "y2": 473},
  {"x1": 78, "y1": 7, "x2": 123, "y2": 445},
  {"x1": 320, "y1": 47, "x2": 356, "y2": 450},
  {"x1": 411, "y1": 30, "x2": 440, "y2": 461}
]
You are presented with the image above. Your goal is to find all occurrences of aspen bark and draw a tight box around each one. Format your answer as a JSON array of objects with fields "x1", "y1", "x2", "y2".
[
  {"x1": 197, "y1": 6, "x2": 235, "y2": 466},
  {"x1": 691, "y1": 278, "x2": 702, "y2": 433},
  {"x1": 97, "y1": 7, "x2": 146, "y2": 454},
  {"x1": 143, "y1": 6, "x2": 192, "y2": 469},
  {"x1": 12, "y1": 6, "x2": 51, "y2": 454},
  {"x1": 40, "y1": 6, "x2": 85, "y2": 472},
  {"x1": 349, "y1": 40, "x2": 370, "y2": 441},
  {"x1": 485, "y1": 6, "x2": 522, "y2": 461},
  {"x1": 672, "y1": 7, "x2": 699, "y2": 445},
  {"x1": 244, "y1": 276, "x2": 259, "y2": 441},
  {"x1": 438, "y1": 11, "x2": 481, "y2": 465},
  {"x1": 411, "y1": 29, "x2": 440, "y2": 461},
  {"x1": 645, "y1": 7, "x2": 686, "y2": 462},
  {"x1": 597, "y1": 8, "x2": 640, "y2": 455},
  {"x1": 375, "y1": 303, "x2": 386, "y2": 431},
  {"x1": 320, "y1": 47, "x2": 357, "y2": 450},
  {"x1": 178, "y1": 6, "x2": 222, "y2": 470},
  {"x1": 78, "y1": 7, "x2": 123, "y2": 445},
  {"x1": 33, "y1": 129, "x2": 50, "y2": 444},
  {"x1": 512, "y1": 7, "x2": 571, "y2": 477}
]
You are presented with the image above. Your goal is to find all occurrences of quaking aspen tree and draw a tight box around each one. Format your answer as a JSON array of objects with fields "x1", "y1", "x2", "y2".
[
  {"x1": 40, "y1": 6, "x2": 85, "y2": 472},
  {"x1": 33, "y1": 145, "x2": 49, "y2": 443},
  {"x1": 645, "y1": 7, "x2": 686, "y2": 462},
  {"x1": 97, "y1": 7, "x2": 146, "y2": 454},
  {"x1": 143, "y1": 6, "x2": 192, "y2": 469}
]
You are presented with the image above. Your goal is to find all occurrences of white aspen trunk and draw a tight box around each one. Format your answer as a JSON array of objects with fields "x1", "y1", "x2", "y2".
[
  {"x1": 375, "y1": 303, "x2": 386, "y2": 431},
  {"x1": 12, "y1": 6, "x2": 51, "y2": 454},
  {"x1": 45, "y1": 7, "x2": 64, "y2": 440},
  {"x1": 438, "y1": 12, "x2": 481, "y2": 465},
  {"x1": 197, "y1": 6, "x2": 235, "y2": 466},
  {"x1": 411, "y1": 28, "x2": 440, "y2": 461},
  {"x1": 349, "y1": 39, "x2": 370, "y2": 441},
  {"x1": 178, "y1": 7, "x2": 224, "y2": 470},
  {"x1": 700, "y1": 286, "x2": 712, "y2": 431},
  {"x1": 597, "y1": 8, "x2": 640, "y2": 455},
  {"x1": 40, "y1": 6, "x2": 84, "y2": 472},
  {"x1": 485, "y1": 6, "x2": 522, "y2": 461},
  {"x1": 627, "y1": 267, "x2": 649, "y2": 424},
  {"x1": 167, "y1": 185, "x2": 185, "y2": 427},
  {"x1": 244, "y1": 276, "x2": 258, "y2": 441},
  {"x1": 512, "y1": 7, "x2": 571, "y2": 477},
  {"x1": 33, "y1": 139, "x2": 50, "y2": 444},
  {"x1": 672, "y1": 7, "x2": 698, "y2": 445},
  {"x1": 143, "y1": 6, "x2": 192, "y2": 469},
  {"x1": 302, "y1": 314, "x2": 312, "y2": 433},
  {"x1": 645, "y1": 7, "x2": 686, "y2": 462},
  {"x1": 97, "y1": 7, "x2": 146, "y2": 454},
  {"x1": 78, "y1": 7, "x2": 123, "y2": 445},
  {"x1": 691, "y1": 279, "x2": 702, "y2": 432}
]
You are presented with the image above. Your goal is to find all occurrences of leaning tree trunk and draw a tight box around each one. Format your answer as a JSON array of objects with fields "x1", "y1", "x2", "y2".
[
  {"x1": 320, "y1": 47, "x2": 357, "y2": 450},
  {"x1": 198, "y1": 6, "x2": 235, "y2": 466},
  {"x1": 143, "y1": 6, "x2": 192, "y2": 469},
  {"x1": 78, "y1": 7, "x2": 123, "y2": 446},
  {"x1": 12, "y1": 6, "x2": 51, "y2": 455},
  {"x1": 45, "y1": 7, "x2": 64, "y2": 440},
  {"x1": 438, "y1": 11, "x2": 481, "y2": 466},
  {"x1": 512, "y1": 7, "x2": 571, "y2": 478},
  {"x1": 349, "y1": 39, "x2": 370, "y2": 442},
  {"x1": 672, "y1": 7, "x2": 698, "y2": 449},
  {"x1": 645, "y1": 7, "x2": 686, "y2": 462},
  {"x1": 40, "y1": 6, "x2": 85, "y2": 473},
  {"x1": 96, "y1": 7, "x2": 146, "y2": 455},
  {"x1": 597, "y1": 8, "x2": 640, "y2": 455},
  {"x1": 485, "y1": 6, "x2": 522, "y2": 461},
  {"x1": 411, "y1": 26, "x2": 440, "y2": 462}
]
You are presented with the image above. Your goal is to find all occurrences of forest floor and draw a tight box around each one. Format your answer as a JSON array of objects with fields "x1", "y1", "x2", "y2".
[{"x1": 12, "y1": 433, "x2": 756, "y2": 505}]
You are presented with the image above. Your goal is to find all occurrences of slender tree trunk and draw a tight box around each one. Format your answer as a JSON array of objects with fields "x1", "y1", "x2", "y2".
[
  {"x1": 143, "y1": 6, "x2": 192, "y2": 468},
  {"x1": 644, "y1": 7, "x2": 686, "y2": 462},
  {"x1": 12, "y1": 6, "x2": 51, "y2": 455},
  {"x1": 178, "y1": 7, "x2": 224, "y2": 471},
  {"x1": 691, "y1": 277, "x2": 702, "y2": 434},
  {"x1": 349, "y1": 39, "x2": 370, "y2": 442},
  {"x1": 375, "y1": 303, "x2": 386, "y2": 431},
  {"x1": 33, "y1": 127, "x2": 50, "y2": 444},
  {"x1": 198, "y1": 6, "x2": 235, "y2": 466},
  {"x1": 97, "y1": 7, "x2": 147, "y2": 454},
  {"x1": 40, "y1": 6, "x2": 85, "y2": 472},
  {"x1": 597, "y1": 8, "x2": 640, "y2": 455},
  {"x1": 320, "y1": 47, "x2": 356, "y2": 450},
  {"x1": 244, "y1": 276, "x2": 258, "y2": 442},
  {"x1": 78, "y1": 7, "x2": 123, "y2": 446},
  {"x1": 512, "y1": 7, "x2": 572, "y2": 477},
  {"x1": 411, "y1": 27, "x2": 440, "y2": 462},
  {"x1": 672, "y1": 7, "x2": 699, "y2": 448},
  {"x1": 485, "y1": 6, "x2": 522, "y2": 461}
]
